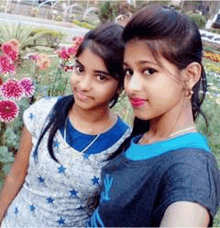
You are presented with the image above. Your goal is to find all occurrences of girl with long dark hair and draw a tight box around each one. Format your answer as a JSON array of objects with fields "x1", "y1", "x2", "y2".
[
  {"x1": 0, "y1": 23, "x2": 131, "y2": 227},
  {"x1": 88, "y1": 5, "x2": 220, "y2": 227}
]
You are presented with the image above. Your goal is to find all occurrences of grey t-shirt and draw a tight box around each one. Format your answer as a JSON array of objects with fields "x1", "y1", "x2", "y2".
[{"x1": 88, "y1": 134, "x2": 220, "y2": 227}]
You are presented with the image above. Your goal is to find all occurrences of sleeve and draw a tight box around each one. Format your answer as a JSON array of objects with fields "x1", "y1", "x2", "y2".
[
  {"x1": 155, "y1": 152, "x2": 220, "y2": 227},
  {"x1": 23, "y1": 99, "x2": 40, "y2": 137},
  {"x1": 23, "y1": 97, "x2": 59, "y2": 138}
]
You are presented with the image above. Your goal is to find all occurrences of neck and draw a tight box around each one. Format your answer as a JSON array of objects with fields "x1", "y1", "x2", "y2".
[
  {"x1": 142, "y1": 99, "x2": 196, "y2": 144},
  {"x1": 69, "y1": 104, "x2": 116, "y2": 134}
]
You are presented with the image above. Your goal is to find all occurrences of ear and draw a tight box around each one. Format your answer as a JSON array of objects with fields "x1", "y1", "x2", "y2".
[{"x1": 182, "y1": 62, "x2": 201, "y2": 90}]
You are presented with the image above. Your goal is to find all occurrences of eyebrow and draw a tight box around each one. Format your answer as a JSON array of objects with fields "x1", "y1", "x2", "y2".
[
  {"x1": 75, "y1": 59, "x2": 84, "y2": 67},
  {"x1": 76, "y1": 59, "x2": 110, "y2": 76},
  {"x1": 94, "y1": 70, "x2": 110, "y2": 76},
  {"x1": 123, "y1": 60, "x2": 158, "y2": 67}
]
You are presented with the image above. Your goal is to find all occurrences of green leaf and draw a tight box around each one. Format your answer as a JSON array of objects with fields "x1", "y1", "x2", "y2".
[
  {"x1": 0, "y1": 146, "x2": 8, "y2": 156},
  {"x1": 0, "y1": 146, "x2": 14, "y2": 163},
  {"x1": 3, "y1": 163, "x2": 12, "y2": 174},
  {"x1": 31, "y1": 46, "x2": 54, "y2": 52},
  {"x1": 58, "y1": 84, "x2": 64, "y2": 91}
]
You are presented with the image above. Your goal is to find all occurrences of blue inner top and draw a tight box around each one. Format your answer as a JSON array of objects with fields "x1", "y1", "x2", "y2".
[
  {"x1": 60, "y1": 117, "x2": 129, "y2": 155},
  {"x1": 125, "y1": 133, "x2": 210, "y2": 160}
]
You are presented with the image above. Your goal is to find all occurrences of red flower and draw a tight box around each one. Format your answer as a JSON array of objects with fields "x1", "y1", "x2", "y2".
[
  {"x1": 1, "y1": 79, "x2": 24, "y2": 100},
  {"x1": 0, "y1": 99, "x2": 19, "y2": 122},
  {"x1": 19, "y1": 77, "x2": 35, "y2": 97},
  {"x1": 1, "y1": 44, "x2": 18, "y2": 62},
  {"x1": 0, "y1": 55, "x2": 16, "y2": 75}
]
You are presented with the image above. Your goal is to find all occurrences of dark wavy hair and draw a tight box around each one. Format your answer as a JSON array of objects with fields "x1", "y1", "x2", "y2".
[
  {"x1": 108, "y1": 5, "x2": 208, "y2": 160},
  {"x1": 33, "y1": 23, "x2": 125, "y2": 162}
]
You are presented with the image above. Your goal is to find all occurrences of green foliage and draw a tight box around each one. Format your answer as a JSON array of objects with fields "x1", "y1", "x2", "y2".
[
  {"x1": 99, "y1": 1, "x2": 115, "y2": 23},
  {"x1": 0, "y1": 146, "x2": 14, "y2": 184},
  {"x1": 30, "y1": 28, "x2": 66, "y2": 49},
  {"x1": 73, "y1": 20, "x2": 95, "y2": 30},
  {"x1": 210, "y1": 28, "x2": 220, "y2": 35},
  {"x1": 0, "y1": 23, "x2": 43, "y2": 51},
  {"x1": 189, "y1": 14, "x2": 206, "y2": 29},
  {"x1": 204, "y1": 45, "x2": 215, "y2": 53}
]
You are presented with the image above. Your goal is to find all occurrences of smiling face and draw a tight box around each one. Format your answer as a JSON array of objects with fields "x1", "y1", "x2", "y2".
[
  {"x1": 70, "y1": 48, "x2": 119, "y2": 111},
  {"x1": 124, "y1": 40, "x2": 185, "y2": 121}
]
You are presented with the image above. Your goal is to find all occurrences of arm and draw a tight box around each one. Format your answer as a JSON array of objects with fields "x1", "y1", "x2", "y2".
[
  {"x1": 0, "y1": 126, "x2": 32, "y2": 223},
  {"x1": 160, "y1": 201, "x2": 210, "y2": 227}
]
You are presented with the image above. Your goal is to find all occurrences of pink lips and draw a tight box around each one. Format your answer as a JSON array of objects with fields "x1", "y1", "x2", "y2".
[
  {"x1": 130, "y1": 97, "x2": 146, "y2": 107},
  {"x1": 75, "y1": 91, "x2": 90, "y2": 101}
]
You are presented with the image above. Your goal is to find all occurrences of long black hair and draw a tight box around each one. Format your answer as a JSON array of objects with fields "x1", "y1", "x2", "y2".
[
  {"x1": 123, "y1": 4, "x2": 208, "y2": 139},
  {"x1": 33, "y1": 23, "x2": 125, "y2": 162}
]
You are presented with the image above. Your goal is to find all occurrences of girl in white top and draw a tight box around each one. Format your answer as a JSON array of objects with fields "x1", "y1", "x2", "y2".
[{"x1": 0, "y1": 23, "x2": 131, "y2": 227}]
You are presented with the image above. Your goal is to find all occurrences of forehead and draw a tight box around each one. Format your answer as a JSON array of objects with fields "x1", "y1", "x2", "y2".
[
  {"x1": 77, "y1": 48, "x2": 107, "y2": 71},
  {"x1": 124, "y1": 40, "x2": 156, "y2": 64}
]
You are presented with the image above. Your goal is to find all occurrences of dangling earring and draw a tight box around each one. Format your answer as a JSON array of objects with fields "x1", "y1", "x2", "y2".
[{"x1": 185, "y1": 87, "x2": 193, "y2": 97}]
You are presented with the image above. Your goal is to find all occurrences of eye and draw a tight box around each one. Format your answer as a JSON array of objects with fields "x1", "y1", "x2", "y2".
[
  {"x1": 143, "y1": 68, "x2": 157, "y2": 75},
  {"x1": 75, "y1": 65, "x2": 84, "y2": 74},
  {"x1": 124, "y1": 68, "x2": 133, "y2": 77},
  {"x1": 97, "y1": 75, "x2": 107, "y2": 81}
]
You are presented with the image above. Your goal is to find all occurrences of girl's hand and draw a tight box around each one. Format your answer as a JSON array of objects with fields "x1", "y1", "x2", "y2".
[{"x1": 160, "y1": 201, "x2": 210, "y2": 227}]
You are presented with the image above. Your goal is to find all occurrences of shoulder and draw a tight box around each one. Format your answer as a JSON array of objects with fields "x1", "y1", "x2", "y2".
[{"x1": 156, "y1": 148, "x2": 220, "y2": 224}]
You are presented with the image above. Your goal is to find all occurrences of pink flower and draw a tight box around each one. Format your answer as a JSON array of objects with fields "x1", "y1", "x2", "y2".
[
  {"x1": 7, "y1": 39, "x2": 20, "y2": 53},
  {"x1": 57, "y1": 48, "x2": 70, "y2": 60},
  {"x1": 67, "y1": 46, "x2": 77, "y2": 56},
  {"x1": 0, "y1": 99, "x2": 19, "y2": 122},
  {"x1": 0, "y1": 55, "x2": 16, "y2": 75},
  {"x1": 73, "y1": 36, "x2": 84, "y2": 45},
  {"x1": 1, "y1": 44, "x2": 18, "y2": 62},
  {"x1": 36, "y1": 53, "x2": 50, "y2": 70},
  {"x1": 19, "y1": 77, "x2": 35, "y2": 97},
  {"x1": 1, "y1": 79, "x2": 24, "y2": 100}
]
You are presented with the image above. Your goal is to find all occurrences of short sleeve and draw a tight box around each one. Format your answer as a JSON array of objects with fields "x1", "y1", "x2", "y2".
[
  {"x1": 155, "y1": 151, "x2": 220, "y2": 226},
  {"x1": 23, "y1": 97, "x2": 60, "y2": 138},
  {"x1": 23, "y1": 99, "x2": 40, "y2": 137}
]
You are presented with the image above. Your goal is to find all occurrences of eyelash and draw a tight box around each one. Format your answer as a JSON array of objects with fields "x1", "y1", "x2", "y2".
[
  {"x1": 143, "y1": 68, "x2": 157, "y2": 75},
  {"x1": 75, "y1": 65, "x2": 108, "y2": 82},
  {"x1": 124, "y1": 67, "x2": 157, "y2": 77},
  {"x1": 97, "y1": 75, "x2": 108, "y2": 82},
  {"x1": 75, "y1": 65, "x2": 84, "y2": 74}
]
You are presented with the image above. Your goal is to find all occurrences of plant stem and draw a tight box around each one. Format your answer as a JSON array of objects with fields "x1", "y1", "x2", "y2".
[
  {"x1": 51, "y1": 68, "x2": 61, "y2": 96},
  {"x1": 0, "y1": 122, "x2": 7, "y2": 146}
]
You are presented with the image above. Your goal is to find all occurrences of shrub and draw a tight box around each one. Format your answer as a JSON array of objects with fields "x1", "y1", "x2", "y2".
[
  {"x1": 99, "y1": 1, "x2": 115, "y2": 23},
  {"x1": 30, "y1": 28, "x2": 66, "y2": 49},
  {"x1": 73, "y1": 20, "x2": 95, "y2": 30},
  {"x1": 189, "y1": 14, "x2": 206, "y2": 29}
]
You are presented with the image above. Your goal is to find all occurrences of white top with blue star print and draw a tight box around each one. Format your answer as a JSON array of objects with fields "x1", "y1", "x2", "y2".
[{"x1": 2, "y1": 97, "x2": 131, "y2": 227}]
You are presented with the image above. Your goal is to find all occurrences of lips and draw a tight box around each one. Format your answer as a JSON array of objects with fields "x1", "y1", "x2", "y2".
[
  {"x1": 130, "y1": 97, "x2": 146, "y2": 107},
  {"x1": 74, "y1": 90, "x2": 90, "y2": 101}
]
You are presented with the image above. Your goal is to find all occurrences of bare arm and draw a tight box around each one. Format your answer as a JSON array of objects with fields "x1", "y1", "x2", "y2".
[
  {"x1": 0, "y1": 126, "x2": 32, "y2": 223},
  {"x1": 160, "y1": 201, "x2": 210, "y2": 227}
]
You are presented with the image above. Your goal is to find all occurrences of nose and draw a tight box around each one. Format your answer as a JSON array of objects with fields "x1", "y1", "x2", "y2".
[
  {"x1": 125, "y1": 73, "x2": 142, "y2": 93},
  {"x1": 77, "y1": 75, "x2": 91, "y2": 91}
]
